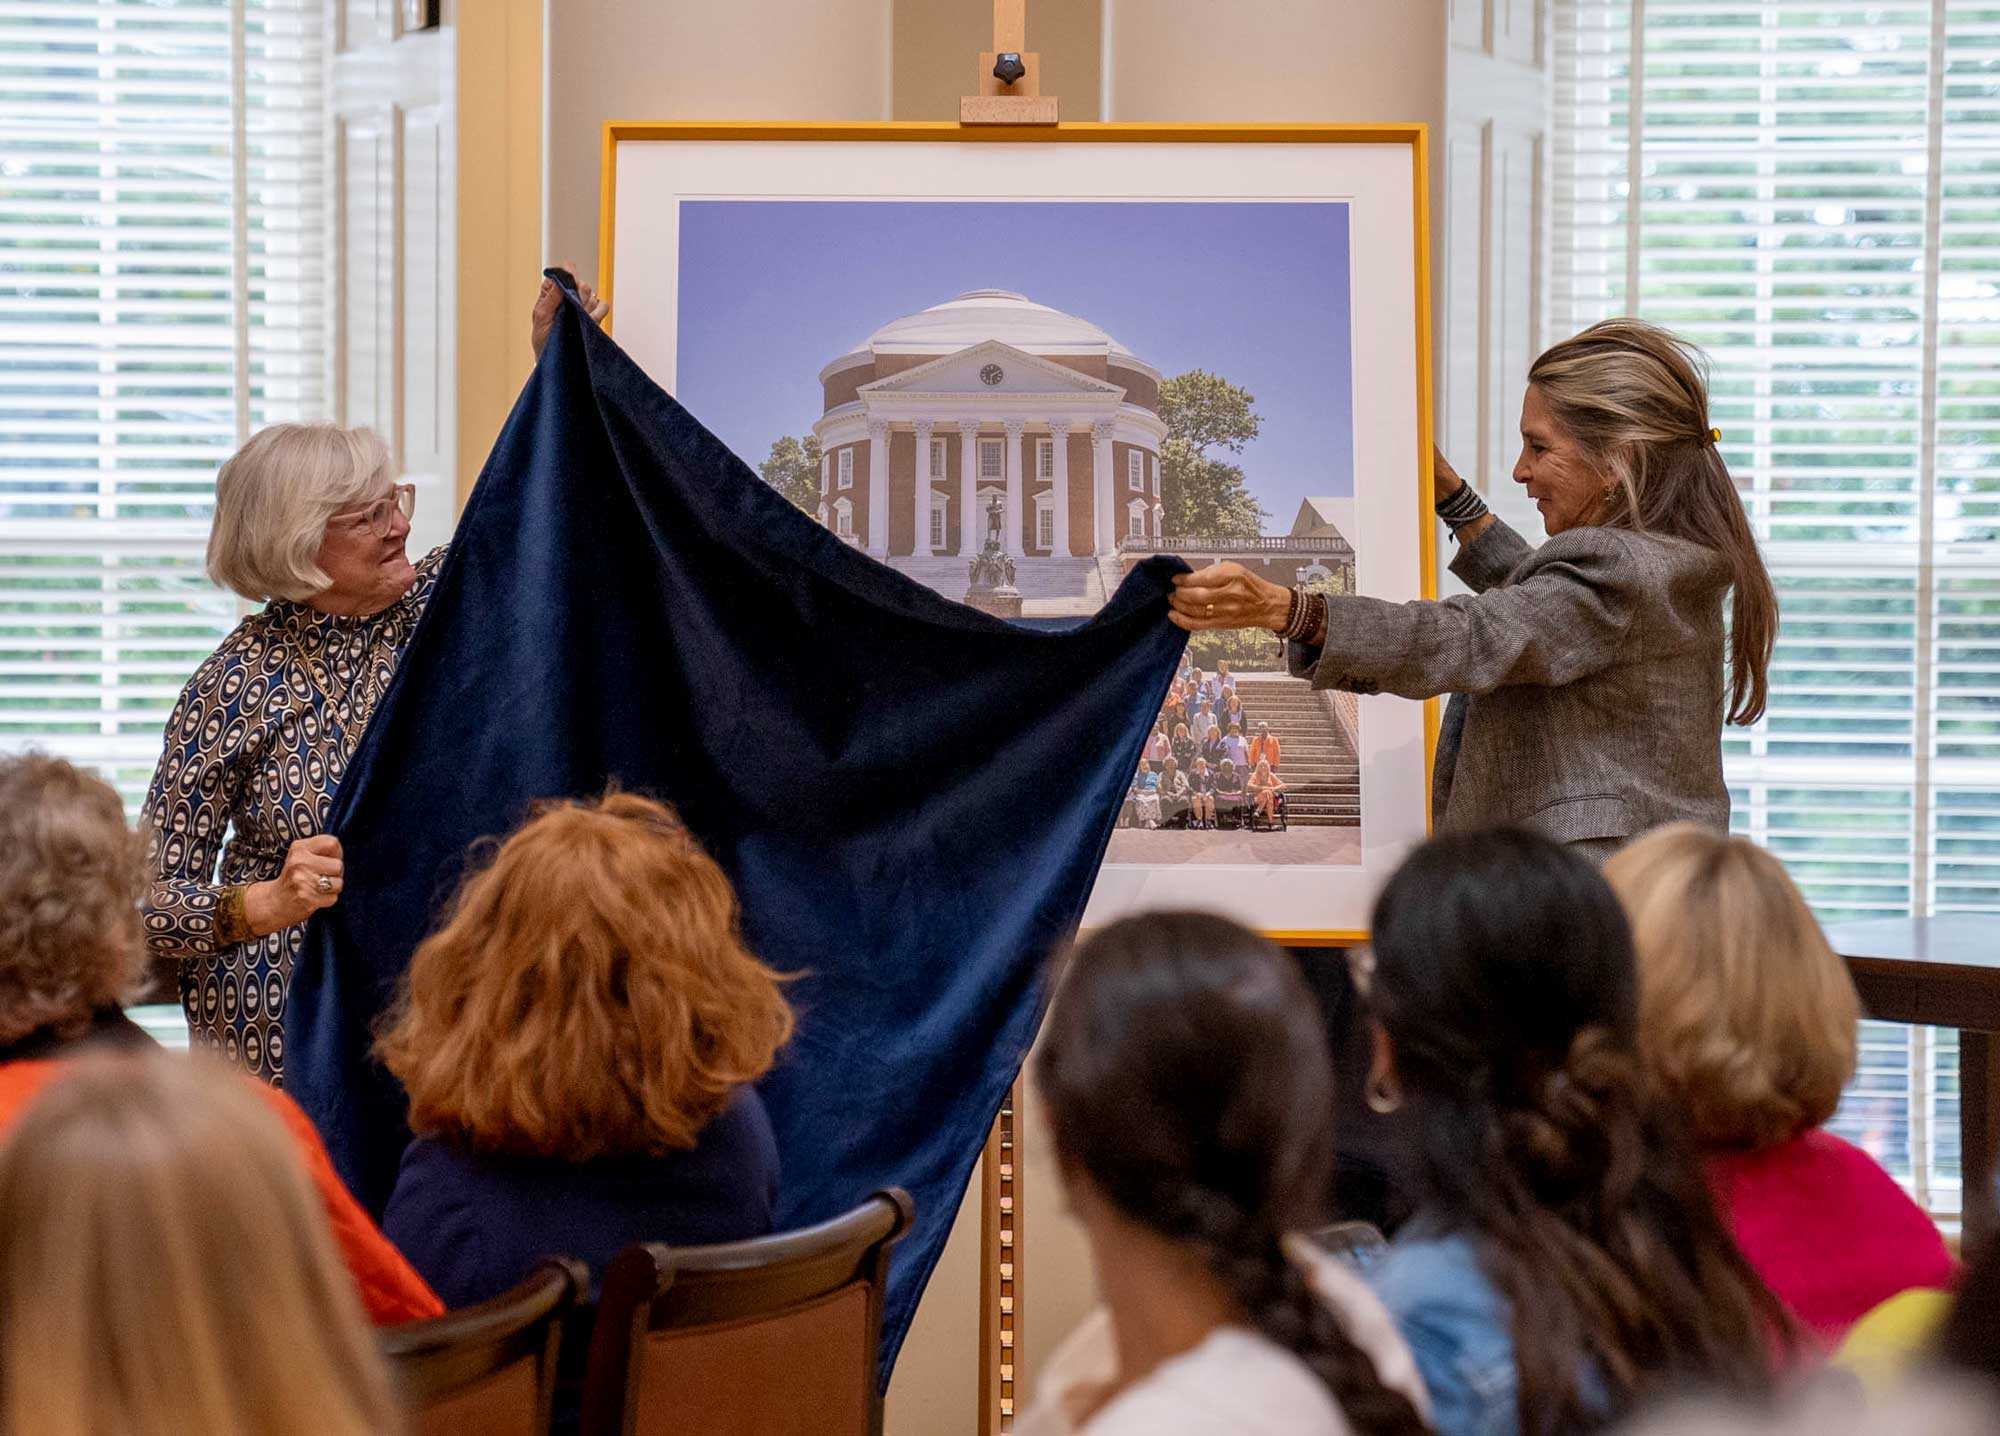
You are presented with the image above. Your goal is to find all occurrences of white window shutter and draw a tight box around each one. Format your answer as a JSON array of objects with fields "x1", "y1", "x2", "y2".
[
  {"x1": 0, "y1": 0, "x2": 327, "y2": 811},
  {"x1": 1554, "y1": 0, "x2": 2000, "y2": 1219}
]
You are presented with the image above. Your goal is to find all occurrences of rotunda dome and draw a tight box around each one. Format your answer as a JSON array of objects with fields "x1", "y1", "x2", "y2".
[{"x1": 822, "y1": 289, "x2": 1158, "y2": 379}]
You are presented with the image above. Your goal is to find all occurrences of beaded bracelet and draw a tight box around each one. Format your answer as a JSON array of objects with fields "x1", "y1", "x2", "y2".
[
  {"x1": 1279, "y1": 588, "x2": 1326, "y2": 643},
  {"x1": 1435, "y1": 480, "x2": 1490, "y2": 530},
  {"x1": 1280, "y1": 586, "x2": 1304, "y2": 638}
]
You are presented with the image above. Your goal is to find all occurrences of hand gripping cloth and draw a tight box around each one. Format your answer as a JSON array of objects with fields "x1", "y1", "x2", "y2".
[{"x1": 287, "y1": 274, "x2": 1187, "y2": 1369}]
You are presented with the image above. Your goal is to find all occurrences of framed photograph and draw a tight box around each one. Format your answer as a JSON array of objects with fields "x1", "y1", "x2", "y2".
[{"x1": 600, "y1": 123, "x2": 1437, "y2": 942}]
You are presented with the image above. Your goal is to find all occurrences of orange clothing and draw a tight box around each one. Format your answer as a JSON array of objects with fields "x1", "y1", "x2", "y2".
[
  {"x1": 1250, "y1": 735, "x2": 1281, "y2": 769},
  {"x1": 0, "y1": 1059, "x2": 442, "y2": 1325}
]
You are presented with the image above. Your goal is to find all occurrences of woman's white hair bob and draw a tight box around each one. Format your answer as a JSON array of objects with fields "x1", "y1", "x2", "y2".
[{"x1": 205, "y1": 424, "x2": 393, "y2": 603}]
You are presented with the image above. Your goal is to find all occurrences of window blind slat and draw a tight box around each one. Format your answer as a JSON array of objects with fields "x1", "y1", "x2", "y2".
[
  {"x1": 0, "y1": 0, "x2": 326, "y2": 813},
  {"x1": 1557, "y1": 0, "x2": 2000, "y2": 1217}
]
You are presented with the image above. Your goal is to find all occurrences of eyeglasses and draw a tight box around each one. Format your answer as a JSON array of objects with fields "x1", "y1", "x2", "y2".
[{"x1": 334, "y1": 483, "x2": 416, "y2": 539}]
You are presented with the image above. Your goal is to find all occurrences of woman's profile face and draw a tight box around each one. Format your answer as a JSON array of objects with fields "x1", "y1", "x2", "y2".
[
  {"x1": 313, "y1": 486, "x2": 415, "y2": 613},
  {"x1": 1513, "y1": 384, "x2": 1610, "y2": 536}
]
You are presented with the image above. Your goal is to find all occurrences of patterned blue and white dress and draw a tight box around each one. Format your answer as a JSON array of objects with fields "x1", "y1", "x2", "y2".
[{"x1": 141, "y1": 549, "x2": 445, "y2": 1083}]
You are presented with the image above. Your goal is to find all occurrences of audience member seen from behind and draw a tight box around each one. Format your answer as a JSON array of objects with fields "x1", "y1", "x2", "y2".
[
  {"x1": 1605, "y1": 824, "x2": 1952, "y2": 1345},
  {"x1": 1021, "y1": 912, "x2": 1431, "y2": 1436},
  {"x1": 378, "y1": 791, "x2": 795, "y2": 1307},
  {"x1": 1359, "y1": 829, "x2": 1788, "y2": 1436},
  {"x1": 0, "y1": 753, "x2": 438, "y2": 1324},
  {"x1": 0, "y1": 1053, "x2": 403, "y2": 1436}
]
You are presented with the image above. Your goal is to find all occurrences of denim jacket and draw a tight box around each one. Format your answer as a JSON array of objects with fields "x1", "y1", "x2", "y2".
[
  {"x1": 1365, "y1": 1225, "x2": 1521, "y2": 1436},
  {"x1": 1367, "y1": 1222, "x2": 1617, "y2": 1436}
]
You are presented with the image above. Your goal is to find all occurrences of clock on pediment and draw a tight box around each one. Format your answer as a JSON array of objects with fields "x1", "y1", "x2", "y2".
[{"x1": 979, "y1": 363, "x2": 1005, "y2": 386}]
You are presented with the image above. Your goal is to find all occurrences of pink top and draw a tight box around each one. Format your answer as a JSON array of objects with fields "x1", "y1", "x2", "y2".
[{"x1": 1706, "y1": 1127, "x2": 1954, "y2": 1345}]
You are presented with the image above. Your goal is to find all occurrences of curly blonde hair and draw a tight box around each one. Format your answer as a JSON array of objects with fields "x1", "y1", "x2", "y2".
[
  {"x1": 376, "y1": 792, "x2": 795, "y2": 1160},
  {"x1": 1604, "y1": 823, "x2": 1858, "y2": 1150},
  {"x1": 0, "y1": 755, "x2": 147, "y2": 1048}
]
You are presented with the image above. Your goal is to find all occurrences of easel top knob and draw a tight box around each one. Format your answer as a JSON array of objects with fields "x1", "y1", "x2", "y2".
[{"x1": 961, "y1": 0, "x2": 1058, "y2": 127}]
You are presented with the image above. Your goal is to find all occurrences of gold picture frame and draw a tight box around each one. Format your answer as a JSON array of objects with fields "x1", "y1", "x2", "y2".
[
  {"x1": 597, "y1": 122, "x2": 1437, "y2": 1431},
  {"x1": 597, "y1": 121, "x2": 1439, "y2": 951}
]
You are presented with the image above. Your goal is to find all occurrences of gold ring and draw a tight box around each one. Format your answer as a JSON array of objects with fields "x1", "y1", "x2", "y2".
[
  {"x1": 1205, "y1": 604, "x2": 1214, "y2": 618},
  {"x1": 316, "y1": 875, "x2": 333, "y2": 895}
]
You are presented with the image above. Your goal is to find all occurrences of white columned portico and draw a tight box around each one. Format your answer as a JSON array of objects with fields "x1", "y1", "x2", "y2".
[
  {"x1": 1092, "y1": 420, "x2": 1117, "y2": 555},
  {"x1": 865, "y1": 418, "x2": 890, "y2": 558},
  {"x1": 957, "y1": 419, "x2": 980, "y2": 555},
  {"x1": 912, "y1": 418, "x2": 934, "y2": 555},
  {"x1": 1002, "y1": 418, "x2": 1026, "y2": 558},
  {"x1": 1048, "y1": 418, "x2": 1072, "y2": 557}
]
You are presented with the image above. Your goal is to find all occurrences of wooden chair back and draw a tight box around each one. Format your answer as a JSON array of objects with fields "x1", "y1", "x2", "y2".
[
  {"x1": 380, "y1": 1258, "x2": 586, "y2": 1436},
  {"x1": 578, "y1": 1189, "x2": 915, "y2": 1436}
]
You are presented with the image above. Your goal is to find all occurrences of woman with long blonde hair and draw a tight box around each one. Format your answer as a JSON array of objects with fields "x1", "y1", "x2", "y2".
[
  {"x1": 377, "y1": 790, "x2": 795, "y2": 1306},
  {"x1": 0, "y1": 1052, "x2": 402, "y2": 1436},
  {"x1": 1169, "y1": 319, "x2": 1776, "y2": 863}
]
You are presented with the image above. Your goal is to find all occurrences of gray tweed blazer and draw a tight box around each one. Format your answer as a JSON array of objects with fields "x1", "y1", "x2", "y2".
[{"x1": 1289, "y1": 517, "x2": 1732, "y2": 846}]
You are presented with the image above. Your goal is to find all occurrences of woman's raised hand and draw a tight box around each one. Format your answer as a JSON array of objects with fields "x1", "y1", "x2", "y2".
[
  {"x1": 530, "y1": 265, "x2": 611, "y2": 359},
  {"x1": 1168, "y1": 562, "x2": 1294, "y2": 633},
  {"x1": 243, "y1": 835, "x2": 344, "y2": 936},
  {"x1": 1433, "y1": 444, "x2": 1468, "y2": 505}
]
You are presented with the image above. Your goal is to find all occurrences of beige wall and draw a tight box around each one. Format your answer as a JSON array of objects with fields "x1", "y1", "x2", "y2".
[
  {"x1": 1105, "y1": 0, "x2": 1446, "y2": 128},
  {"x1": 1106, "y1": 0, "x2": 1450, "y2": 328},
  {"x1": 457, "y1": 0, "x2": 545, "y2": 507},
  {"x1": 892, "y1": 0, "x2": 1103, "y2": 120},
  {"x1": 544, "y1": 0, "x2": 895, "y2": 272}
]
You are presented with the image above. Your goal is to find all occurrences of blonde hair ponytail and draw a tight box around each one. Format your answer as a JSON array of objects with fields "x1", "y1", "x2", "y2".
[{"x1": 1529, "y1": 320, "x2": 1777, "y2": 725}]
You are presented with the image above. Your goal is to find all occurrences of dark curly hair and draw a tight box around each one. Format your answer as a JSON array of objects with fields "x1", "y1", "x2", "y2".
[
  {"x1": 0, "y1": 754, "x2": 148, "y2": 1048},
  {"x1": 1035, "y1": 911, "x2": 1429, "y2": 1436},
  {"x1": 1368, "y1": 829, "x2": 1790, "y2": 1436}
]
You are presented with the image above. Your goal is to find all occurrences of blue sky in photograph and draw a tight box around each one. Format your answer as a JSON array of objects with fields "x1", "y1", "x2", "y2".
[{"x1": 674, "y1": 200, "x2": 1354, "y2": 524}]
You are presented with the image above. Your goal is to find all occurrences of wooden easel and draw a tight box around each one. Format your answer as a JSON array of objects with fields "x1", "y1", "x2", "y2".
[
  {"x1": 964, "y1": 6, "x2": 1049, "y2": 1427},
  {"x1": 960, "y1": 0, "x2": 1059, "y2": 126}
]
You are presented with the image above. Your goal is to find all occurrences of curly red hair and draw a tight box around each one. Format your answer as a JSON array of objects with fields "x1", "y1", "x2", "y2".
[{"x1": 376, "y1": 792, "x2": 794, "y2": 1159}]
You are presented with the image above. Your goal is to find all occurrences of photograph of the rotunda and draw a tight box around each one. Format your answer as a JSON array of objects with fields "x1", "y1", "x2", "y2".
[
  {"x1": 673, "y1": 197, "x2": 1369, "y2": 866},
  {"x1": 811, "y1": 288, "x2": 1165, "y2": 614}
]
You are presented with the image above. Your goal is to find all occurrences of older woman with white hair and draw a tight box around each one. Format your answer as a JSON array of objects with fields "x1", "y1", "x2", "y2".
[{"x1": 141, "y1": 275, "x2": 606, "y2": 1082}]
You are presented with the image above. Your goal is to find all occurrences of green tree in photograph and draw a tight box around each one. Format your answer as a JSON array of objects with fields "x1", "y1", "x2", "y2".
[
  {"x1": 1157, "y1": 371, "x2": 1269, "y2": 540},
  {"x1": 758, "y1": 434, "x2": 823, "y2": 513}
]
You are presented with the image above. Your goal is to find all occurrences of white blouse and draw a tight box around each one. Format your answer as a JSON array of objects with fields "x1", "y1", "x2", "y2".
[{"x1": 1017, "y1": 1248, "x2": 1430, "y2": 1436}]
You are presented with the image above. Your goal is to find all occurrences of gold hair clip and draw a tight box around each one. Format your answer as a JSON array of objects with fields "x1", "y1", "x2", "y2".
[{"x1": 1709, "y1": 427, "x2": 1722, "y2": 443}]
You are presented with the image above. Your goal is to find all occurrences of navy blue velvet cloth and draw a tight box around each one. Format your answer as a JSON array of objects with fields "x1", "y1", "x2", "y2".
[{"x1": 286, "y1": 274, "x2": 1187, "y2": 1368}]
